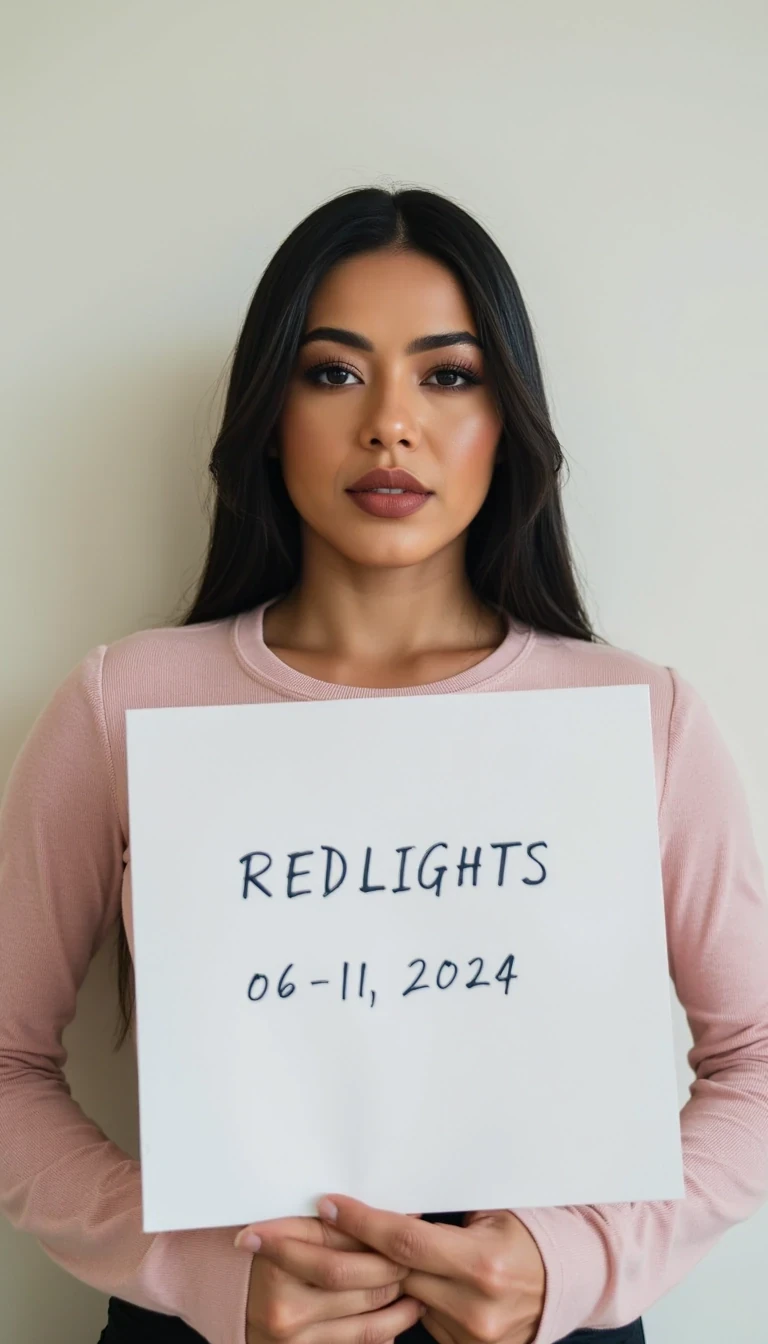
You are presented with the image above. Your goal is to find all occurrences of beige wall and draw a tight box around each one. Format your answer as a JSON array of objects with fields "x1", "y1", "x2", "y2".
[{"x1": 1, "y1": 2, "x2": 766, "y2": 1340}]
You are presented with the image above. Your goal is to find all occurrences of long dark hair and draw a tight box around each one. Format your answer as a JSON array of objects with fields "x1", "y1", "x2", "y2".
[{"x1": 112, "y1": 183, "x2": 602, "y2": 1049}]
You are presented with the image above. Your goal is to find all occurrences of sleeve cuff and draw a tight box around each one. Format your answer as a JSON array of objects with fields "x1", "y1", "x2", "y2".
[
  {"x1": 512, "y1": 1206, "x2": 609, "y2": 1344},
  {"x1": 139, "y1": 1226, "x2": 254, "y2": 1344}
]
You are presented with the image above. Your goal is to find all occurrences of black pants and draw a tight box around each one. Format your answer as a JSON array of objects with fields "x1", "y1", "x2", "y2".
[
  {"x1": 99, "y1": 1212, "x2": 644, "y2": 1344},
  {"x1": 99, "y1": 1295, "x2": 644, "y2": 1343}
]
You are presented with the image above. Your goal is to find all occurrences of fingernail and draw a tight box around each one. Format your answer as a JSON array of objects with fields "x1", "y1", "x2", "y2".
[
  {"x1": 234, "y1": 1230, "x2": 262, "y2": 1252},
  {"x1": 317, "y1": 1197, "x2": 338, "y2": 1222}
]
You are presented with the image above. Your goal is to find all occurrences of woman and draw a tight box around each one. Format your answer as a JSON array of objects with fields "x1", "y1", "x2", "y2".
[{"x1": 0, "y1": 186, "x2": 766, "y2": 1344}]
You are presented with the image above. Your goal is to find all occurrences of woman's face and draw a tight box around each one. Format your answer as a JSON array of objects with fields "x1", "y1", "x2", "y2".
[{"x1": 277, "y1": 247, "x2": 503, "y2": 573}]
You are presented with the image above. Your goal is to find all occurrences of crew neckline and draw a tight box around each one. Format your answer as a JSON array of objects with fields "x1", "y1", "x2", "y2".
[{"x1": 232, "y1": 596, "x2": 536, "y2": 699}]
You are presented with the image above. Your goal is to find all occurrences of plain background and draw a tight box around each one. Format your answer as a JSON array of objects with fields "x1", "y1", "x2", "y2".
[{"x1": 1, "y1": 2, "x2": 766, "y2": 1340}]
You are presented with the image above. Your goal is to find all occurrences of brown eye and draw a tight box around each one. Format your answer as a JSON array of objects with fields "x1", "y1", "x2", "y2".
[
  {"x1": 423, "y1": 362, "x2": 482, "y2": 390},
  {"x1": 304, "y1": 360, "x2": 361, "y2": 387}
]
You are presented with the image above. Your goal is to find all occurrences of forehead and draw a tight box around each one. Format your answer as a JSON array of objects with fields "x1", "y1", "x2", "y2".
[{"x1": 305, "y1": 248, "x2": 477, "y2": 336}]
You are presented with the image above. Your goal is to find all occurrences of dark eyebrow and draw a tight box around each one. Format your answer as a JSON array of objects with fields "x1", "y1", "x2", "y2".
[{"x1": 297, "y1": 326, "x2": 483, "y2": 355}]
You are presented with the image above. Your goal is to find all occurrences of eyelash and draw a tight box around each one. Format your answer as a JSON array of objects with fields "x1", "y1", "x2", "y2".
[{"x1": 303, "y1": 357, "x2": 482, "y2": 391}]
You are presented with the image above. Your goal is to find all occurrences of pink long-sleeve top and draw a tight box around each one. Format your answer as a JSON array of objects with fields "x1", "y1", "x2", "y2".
[{"x1": 1, "y1": 598, "x2": 767, "y2": 1344}]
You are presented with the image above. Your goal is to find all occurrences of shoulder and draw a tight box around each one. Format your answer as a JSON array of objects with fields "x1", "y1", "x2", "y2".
[
  {"x1": 514, "y1": 628, "x2": 691, "y2": 796},
  {"x1": 59, "y1": 616, "x2": 244, "y2": 835},
  {"x1": 97, "y1": 615, "x2": 238, "y2": 709},
  {"x1": 68, "y1": 616, "x2": 244, "y2": 776},
  {"x1": 522, "y1": 626, "x2": 676, "y2": 708},
  {"x1": 519, "y1": 629, "x2": 743, "y2": 812}
]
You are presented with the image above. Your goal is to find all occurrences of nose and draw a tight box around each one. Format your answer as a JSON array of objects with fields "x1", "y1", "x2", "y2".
[{"x1": 357, "y1": 375, "x2": 421, "y2": 454}]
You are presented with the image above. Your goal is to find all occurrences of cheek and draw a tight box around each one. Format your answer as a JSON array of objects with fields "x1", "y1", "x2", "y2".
[
  {"x1": 278, "y1": 397, "x2": 346, "y2": 492},
  {"x1": 439, "y1": 408, "x2": 500, "y2": 491}
]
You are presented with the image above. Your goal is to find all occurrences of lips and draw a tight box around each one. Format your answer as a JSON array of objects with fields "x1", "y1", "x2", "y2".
[
  {"x1": 345, "y1": 466, "x2": 434, "y2": 519},
  {"x1": 346, "y1": 467, "x2": 432, "y2": 494}
]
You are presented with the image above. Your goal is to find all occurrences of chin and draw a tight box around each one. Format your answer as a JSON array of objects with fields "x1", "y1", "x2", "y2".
[
  {"x1": 304, "y1": 513, "x2": 454, "y2": 570},
  {"x1": 337, "y1": 542, "x2": 438, "y2": 569}
]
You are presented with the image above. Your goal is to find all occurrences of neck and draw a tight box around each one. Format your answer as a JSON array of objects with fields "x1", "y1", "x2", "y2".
[{"x1": 264, "y1": 541, "x2": 504, "y2": 665}]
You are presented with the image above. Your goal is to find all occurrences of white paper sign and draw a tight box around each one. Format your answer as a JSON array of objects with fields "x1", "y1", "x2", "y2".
[{"x1": 125, "y1": 685, "x2": 684, "y2": 1234}]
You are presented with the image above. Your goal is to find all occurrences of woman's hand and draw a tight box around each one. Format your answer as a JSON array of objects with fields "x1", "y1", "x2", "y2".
[
  {"x1": 234, "y1": 1213, "x2": 426, "y2": 1343},
  {"x1": 311, "y1": 1196, "x2": 545, "y2": 1344}
]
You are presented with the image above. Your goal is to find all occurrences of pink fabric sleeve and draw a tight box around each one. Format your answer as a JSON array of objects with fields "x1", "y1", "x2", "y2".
[
  {"x1": 0, "y1": 647, "x2": 253, "y2": 1344},
  {"x1": 513, "y1": 667, "x2": 768, "y2": 1342}
]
